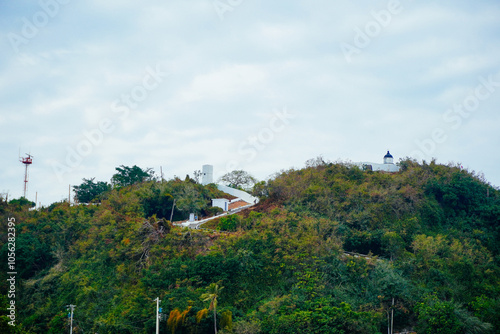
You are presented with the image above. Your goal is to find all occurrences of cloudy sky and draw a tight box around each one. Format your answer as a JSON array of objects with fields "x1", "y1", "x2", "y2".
[{"x1": 1, "y1": 0, "x2": 499, "y2": 206}]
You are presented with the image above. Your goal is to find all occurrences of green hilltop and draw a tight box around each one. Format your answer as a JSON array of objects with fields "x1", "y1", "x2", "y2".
[{"x1": 1, "y1": 158, "x2": 499, "y2": 333}]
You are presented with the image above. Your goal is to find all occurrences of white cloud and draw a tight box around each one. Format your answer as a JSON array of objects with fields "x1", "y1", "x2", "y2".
[
  {"x1": 178, "y1": 64, "x2": 268, "y2": 103},
  {"x1": 1, "y1": 0, "x2": 500, "y2": 205}
]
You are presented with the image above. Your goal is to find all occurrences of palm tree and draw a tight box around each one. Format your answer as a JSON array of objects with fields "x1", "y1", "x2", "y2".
[{"x1": 201, "y1": 283, "x2": 224, "y2": 334}]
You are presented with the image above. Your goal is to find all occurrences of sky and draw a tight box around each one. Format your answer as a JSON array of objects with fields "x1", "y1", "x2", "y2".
[{"x1": 1, "y1": 0, "x2": 499, "y2": 206}]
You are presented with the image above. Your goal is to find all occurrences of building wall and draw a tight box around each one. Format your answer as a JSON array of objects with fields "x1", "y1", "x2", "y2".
[
  {"x1": 201, "y1": 165, "x2": 214, "y2": 185},
  {"x1": 369, "y1": 163, "x2": 400, "y2": 172},
  {"x1": 353, "y1": 162, "x2": 400, "y2": 172},
  {"x1": 212, "y1": 198, "x2": 229, "y2": 211},
  {"x1": 217, "y1": 184, "x2": 259, "y2": 204}
]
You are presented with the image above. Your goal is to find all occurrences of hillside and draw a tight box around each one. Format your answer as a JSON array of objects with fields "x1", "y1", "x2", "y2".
[{"x1": 1, "y1": 159, "x2": 499, "y2": 334}]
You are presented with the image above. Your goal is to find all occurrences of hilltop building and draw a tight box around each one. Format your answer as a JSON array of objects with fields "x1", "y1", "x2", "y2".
[
  {"x1": 355, "y1": 151, "x2": 400, "y2": 172},
  {"x1": 201, "y1": 164, "x2": 213, "y2": 185},
  {"x1": 200, "y1": 165, "x2": 259, "y2": 212}
]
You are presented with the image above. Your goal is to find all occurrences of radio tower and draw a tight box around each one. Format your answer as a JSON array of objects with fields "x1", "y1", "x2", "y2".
[{"x1": 20, "y1": 154, "x2": 33, "y2": 198}]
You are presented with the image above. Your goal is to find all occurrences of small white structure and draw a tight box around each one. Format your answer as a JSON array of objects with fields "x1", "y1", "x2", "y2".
[
  {"x1": 212, "y1": 198, "x2": 229, "y2": 211},
  {"x1": 189, "y1": 213, "x2": 195, "y2": 222},
  {"x1": 201, "y1": 165, "x2": 213, "y2": 185},
  {"x1": 203, "y1": 165, "x2": 259, "y2": 213},
  {"x1": 355, "y1": 151, "x2": 400, "y2": 173}
]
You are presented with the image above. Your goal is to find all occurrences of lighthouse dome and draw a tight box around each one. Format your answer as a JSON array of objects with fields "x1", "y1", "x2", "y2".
[{"x1": 383, "y1": 151, "x2": 394, "y2": 164}]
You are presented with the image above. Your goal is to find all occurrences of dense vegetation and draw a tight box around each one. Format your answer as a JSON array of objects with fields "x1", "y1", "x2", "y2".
[{"x1": 1, "y1": 159, "x2": 499, "y2": 333}]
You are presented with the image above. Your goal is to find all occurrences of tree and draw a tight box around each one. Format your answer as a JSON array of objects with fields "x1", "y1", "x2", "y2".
[
  {"x1": 193, "y1": 170, "x2": 202, "y2": 184},
  {"x1": 219, "y1": 170, "x2": 257, "y2": 190},
  {"x1": 217, "y1": 215, "x2": 240, "y2": 231},
  {"x1": 252, "y1": 181, "x2": 269, "y2": 200},
  {"x1": 414, "y1": 294, "x2": 492, "y2": 334},
  {"x1": 7, "y1": 197, "x2": 35, "y2": 210},
  {"x1": 111, "y1": 165, "x2": 155, "y2": 188},
  {"x1": 201, "y1": 283, "x2": 224, "y2": 334},
  {"x1": 73, "y1": 178, "x2": 110, "y2": 203},
  {"x1": 175, "y1": 183, "x2": 206, "y2": 215},
  {"x1": 230, "y1": 319, "x2": 261, "y2": 334},
  {"x1": 305, "y1": 155, "x2": 328, "y2": 168},
  {"x1": 381, "y1": 231, "x2": 405, "y2": 261}
]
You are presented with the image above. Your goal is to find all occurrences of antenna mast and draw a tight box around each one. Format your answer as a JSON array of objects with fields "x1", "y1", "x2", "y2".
[{"x1": 20, "y1": 154, "x2": 33, "y2": 198}]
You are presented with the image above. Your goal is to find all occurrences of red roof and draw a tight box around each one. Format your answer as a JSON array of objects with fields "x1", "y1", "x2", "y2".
[{"x1": 228, "y1": 200, "x2": 249, "y2": 211}]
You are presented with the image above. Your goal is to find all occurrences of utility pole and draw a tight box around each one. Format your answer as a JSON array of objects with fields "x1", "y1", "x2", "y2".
[
  {"x1": 154, "y1": 297, "x2": 161, "y2": 334},
  {"x1": 67, "y1": 304, "x2": 76, "y2": 334},
  {"x1": 391, "y1": 297, "x2": 394, "y2": 334}
]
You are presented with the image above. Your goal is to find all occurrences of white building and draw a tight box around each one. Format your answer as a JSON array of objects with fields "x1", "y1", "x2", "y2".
[
  {"x1": 201, "y1": 164, "x2": 213, "y2": 185},
  {"x1": 355, "y1": 151, "x2": 400, "y2": 172},
  {"x1": 204, "y1": 165, "x2": 260, "y2": 212},
  {"x1": 212, "y1": 198, "x2": 229, "y2": 211}
]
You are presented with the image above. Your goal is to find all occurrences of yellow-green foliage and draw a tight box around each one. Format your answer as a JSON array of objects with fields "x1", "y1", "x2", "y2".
[
  {"x1": 196, "y1": 308, "x2": 209, "y2": 323},
  {"x1": 2, "y1": 160, "x2": 499, "y2": 334},
  {"x1": 220, "y1": 310, "x2": 232, "y2": 330},
  {"x1": 167, "y1": 307, "x2": 191, "y2": 334}
]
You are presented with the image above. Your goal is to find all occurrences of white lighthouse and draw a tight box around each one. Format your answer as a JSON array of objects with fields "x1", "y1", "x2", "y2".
[
  {"x1": 383, "y1": 151, "x2": 394, "y2": 164},
  {"x1": 354, "y1": 151, "x2": 400, "y2": 172}
]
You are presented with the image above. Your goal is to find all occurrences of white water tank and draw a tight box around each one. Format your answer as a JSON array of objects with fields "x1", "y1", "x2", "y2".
[{"x1": 201, "y1": 165, "x2": 213, "y2": 185}]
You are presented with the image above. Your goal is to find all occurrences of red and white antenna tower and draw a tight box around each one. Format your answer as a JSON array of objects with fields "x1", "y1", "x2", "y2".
[{"x1": 20, "y1": 153, "x2": 33, "y2": 198}]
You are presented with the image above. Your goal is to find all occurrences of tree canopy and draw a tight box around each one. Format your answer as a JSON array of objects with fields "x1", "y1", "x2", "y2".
[
  {"x1": 111, "y1": 165, "x2": 155, "y2": 188},
  {"x1": 73, "y1": 178, "x2": 110, "y2": 203},
  {"x1": 219, "y1": 170, "x2": 257, "y2": 190},
  {"x1": 1, "y1": 159, "x2": 499, "y2": 333}
]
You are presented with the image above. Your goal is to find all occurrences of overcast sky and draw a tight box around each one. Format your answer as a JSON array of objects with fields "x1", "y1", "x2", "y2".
[{"x1": 1, "y1": 0, "x2": 499, "y2": 206}]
